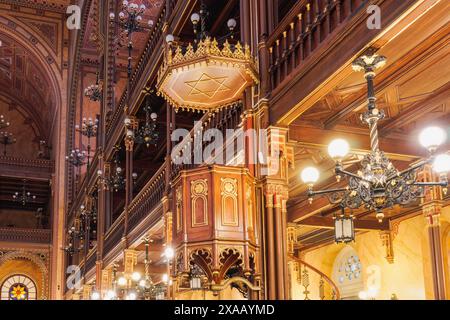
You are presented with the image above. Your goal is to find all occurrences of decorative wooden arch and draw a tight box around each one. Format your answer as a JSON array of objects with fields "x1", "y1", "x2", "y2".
[{"x1": 0, "y1": 251, "x2": 49, "y2": 300}]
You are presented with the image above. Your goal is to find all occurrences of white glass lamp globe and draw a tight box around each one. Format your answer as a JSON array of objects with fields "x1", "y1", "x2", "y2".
[
  {"x1": 301, "y1": 167, "x2": 320, "y2": 184},
  {"x1": 105, "y1": 290, "x2": 116, "y2": 300},
  {"x1": 227, "y1": 18, "x2": 237, "y2": 29},
  {"x1": 162, "y1": 274, "x2": 169, "y2": 283},
  {"x1": 433, "y1": 154, "x2": 450, "y2": 173},
  {"x1": 419, "y1": 127, "x2": 446, "y2": 150},
  {"x1": 191, "y1": 13, "x2": 200, "y2": 24},
  {"x1": 126, "y1": 292, "x2": 137, "y2": 300},
  {"x1": 131, "y1": 272, "x2": 141, "y2": 282},
  {"x1": 117, "y1": 276, "x2": 127, "y2": 286},
  {"x1": 164, "y1": 247, "x2": 175, "y2": 259},
  {"x1": 328, "y1": 139, "x2": 350, "y2": 159},
  {"x1": 165, "y1": 34, "x2": 174, "y2": 44},
  {"x1": 91, "y1": 291, "x2": 101, "y2": 300}
]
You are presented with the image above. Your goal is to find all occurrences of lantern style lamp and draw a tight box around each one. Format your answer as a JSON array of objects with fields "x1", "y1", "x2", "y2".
[{"x1": 334, "y1": 207, "x2": 355, "y2": 244}]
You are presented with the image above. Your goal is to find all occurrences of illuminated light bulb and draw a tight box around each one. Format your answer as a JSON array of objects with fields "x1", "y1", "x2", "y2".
[
  {"x1": 139, "y1": 279, "x2": 146, "y2": 287},
  {"x1": 328, "y1": 139, "x2": 350, "y2": 159},
  {"x1": 165, "y1": 34, "x2": 174, "y2": 44},
  {"x1": 105, "y1": 290, "x2": 116, "y2": 300},
  {"x1": 131, "y1": 272, "x2": 141, "y2": 282},
  {"x1": 126, "y1": 292, "x2": 137, "y2": 300},
  {"x1": 301, "y1": 167, "x2": 320, "y2": 184},
  {"x1": 227, "y1": 18, "x2": 237, "y2": 30},
  {"x1": 419, "y1": 126, "x2": 446, "y2": 150},
  {"x1": 162, "y1": 274, "x2": 169, "y2": 283},
  {"x1": 91, "y1": 291, "x2": 100, "y2": 300},
  {"x1": 164, "y1": 247, "x2": 175, "y2": 259},
  {"x1": 191, "y1": 13, "x2": 200, "y2": 25},
  {"x1": 433, "y1": 154, "x2": 450, "y2": 173},
  {"x1": 117, "y1": 276, "x2": 127, "y2": 286}
]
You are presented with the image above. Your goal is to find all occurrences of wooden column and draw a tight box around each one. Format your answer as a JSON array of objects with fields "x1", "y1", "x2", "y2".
[
  {"x1": 264, "y1": 193, "x2": 276, "y2": 299},
  {"x1": 123, "y1": 129, "x2": 135, "y2": 245},
  {"x1": 273, "y1": 194, "x2": 284, "y2": 299},
  {"x1": 424, "y1": 203, "x2": 446, "y2": 300}
]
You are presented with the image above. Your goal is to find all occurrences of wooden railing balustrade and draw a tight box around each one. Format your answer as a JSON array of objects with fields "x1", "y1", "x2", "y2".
[
  {"x1": 267, "y1": 0, "x2": 366, "y2": 91},
  {"x1": 106, "y1": 3, "x2": 168, "y2": 141},
  {"x1": 171, "y1": 103, "x2": 244, "y2": 179},
  {"x1": 0, "y1": 227, "x2": 51, "y2": 244},
  {"x1": 103, "y1": 214, "x2": 125, "y2": 258},
  {"x1": 128, "y1": 164, "x2": 166, "y2": 231},
  {"x1": 289, "y1": 255, "x2": 340, "y2": 300}
]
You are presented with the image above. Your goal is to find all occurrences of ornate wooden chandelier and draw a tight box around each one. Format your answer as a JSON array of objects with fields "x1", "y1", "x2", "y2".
[
  {"x1": 156, "y1": 1, "x2": 258, "y2": 113},
  {"x1": 301, "y1": 53, "x2": 450, "y2": 222}
]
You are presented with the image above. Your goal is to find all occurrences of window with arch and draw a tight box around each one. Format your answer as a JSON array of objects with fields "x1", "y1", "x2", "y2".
[
  {"x1": 332, "y1": 246, "x2": 364, "y2": 300},
  {"x1": 1, "y1": 275, "x2": 37, "y2": 300}
]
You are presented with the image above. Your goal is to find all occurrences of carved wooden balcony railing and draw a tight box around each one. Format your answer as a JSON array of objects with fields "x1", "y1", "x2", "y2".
[
  {"x1": 68, "y1": 149, "x2": 100, "y2": 222},
  {"x1": 103, "y1": 214, "x2": 125, "y2": 259},
  {"x1": 289, "y1": 255, "x2": 340, "y2": 300},
  {"x1": 84, "y1": 247, "x2": 97, "y2": 276},
  {"x1": 128, "y1": 164, "x2": 166, "y2": 232},
  {"x1": 171, "y1": 102, "x2": 244, "y2": 179},
  {"x1": 0, "y1": 227, "x2": 51, "y2": 244},
  {"x1": 267, "y1": 0, "x2": 366, "y2": 92},
  {"x1": 106, "y1": 1, "x2": 181, "y2": 144},
  {"x1": 0, "y1": 156, "x2": 54, "y2": 179}
]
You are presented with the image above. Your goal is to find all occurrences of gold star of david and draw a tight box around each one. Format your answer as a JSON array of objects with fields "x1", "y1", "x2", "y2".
[{"x1": 185, "y1": 73, "x2": 231, "y2": 98}]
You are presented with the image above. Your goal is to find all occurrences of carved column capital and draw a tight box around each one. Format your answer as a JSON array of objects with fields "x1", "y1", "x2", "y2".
[
  {"x1": 423, "y1": 203, "x2": 442, "y2": 227},
  {"x1": 379, "y1": 230, "x2": 394, "y2": 264},
  {"x1": 123, "y1": 249, "x2": 138, "y2": 275}
]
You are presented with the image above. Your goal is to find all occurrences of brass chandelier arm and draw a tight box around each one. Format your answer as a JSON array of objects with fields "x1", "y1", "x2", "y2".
[
  {"x1": 387, "y1": 158, "x2": 430, "y2": 182},
  {"x1": 335, "y1": 167, "x2": 369, "y2": 182},
  {"x1": 308, "y1": 187, "x2": 348, "y2": 197},
  {"x1": 413, "y1": 182, "x2": 448, "y2": 187}
]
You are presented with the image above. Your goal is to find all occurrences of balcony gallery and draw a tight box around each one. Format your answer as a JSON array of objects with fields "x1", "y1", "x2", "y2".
[{"x1": 0, "y1": 0, "x2": 448, "y2": 308}]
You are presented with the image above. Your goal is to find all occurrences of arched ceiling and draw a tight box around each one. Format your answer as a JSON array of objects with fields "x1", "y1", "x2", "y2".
[{"x1": 0, "y1": 32, "x2": 55, "y2": 139}]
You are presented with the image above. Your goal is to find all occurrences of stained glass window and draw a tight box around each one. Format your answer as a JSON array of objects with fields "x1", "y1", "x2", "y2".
[
  {"x1": 1, "y1": 275, "x2": 37, "y2": 300},
  {"x1": 9, "y1": 284, "x2": 28, "y2": 300}
]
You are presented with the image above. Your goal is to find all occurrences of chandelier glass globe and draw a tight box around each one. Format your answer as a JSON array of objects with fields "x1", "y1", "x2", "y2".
[
  {"x1": 328, "y1": 139, "x2": 350, "y2": 159},
  {"x1": 164, "y1": 247, "x2": 175, "y2": 259},
  {"x1": 91, "y1": 291, "x2": 100, "y2": 300},
  {"x1": 131, "y1": 272, "x2": 141, "y2": 282},
  {"x1": 419, "y1": 126, "x2": 446, "y2": 150},
  {"x1": 117, "y1": 276, "x2": 127, "y2": 287},
  {"x1": 301, "y1": 167, "x2": 320, "y2": 184},
  {"x1": 433, "y1": 154, "x2": 450, "y2": 173}
]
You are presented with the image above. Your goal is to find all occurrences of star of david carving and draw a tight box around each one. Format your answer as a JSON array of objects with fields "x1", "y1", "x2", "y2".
[{"x1": 185, "y1": 73, "x2": 231, "y2": 98}]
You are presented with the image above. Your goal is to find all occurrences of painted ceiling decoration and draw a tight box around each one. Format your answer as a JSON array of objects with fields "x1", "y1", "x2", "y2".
[{"x1": 0, "y1": 33, "x2": 55, "y2": 137}]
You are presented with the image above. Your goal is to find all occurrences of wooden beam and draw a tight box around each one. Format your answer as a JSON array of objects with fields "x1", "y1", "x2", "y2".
[
  {"x1": 379, "y1": 82, "x2": 450, "y2": 136},
  {"x1": 323, "y1": 19, "x2": 450, "y2": 129},
  {"x1": 299, "y1": 215, "x2": 390, "y2": 231},
  {"x1": 289, "y1": 125, "x2": 423, "y2": 161}
]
